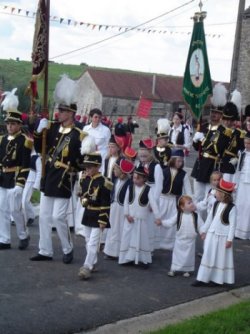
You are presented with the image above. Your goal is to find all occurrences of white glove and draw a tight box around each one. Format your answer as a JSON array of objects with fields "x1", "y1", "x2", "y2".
[
  {"x1": 36, "y1": 118, "x2": 48, "y2": 133},
  {"x1": 229, "y1": 157, "x2": 238, "y2": 166},
  {"x1": 193, "y1": 131, "x2": 205, "y2": 143}
]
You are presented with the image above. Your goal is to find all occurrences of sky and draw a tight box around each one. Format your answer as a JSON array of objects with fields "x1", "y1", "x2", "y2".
[{"x1": 0, "y1": 0, "x2": 250, "y2": 82}]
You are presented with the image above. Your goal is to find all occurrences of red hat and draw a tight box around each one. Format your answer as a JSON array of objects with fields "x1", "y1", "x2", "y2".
[
  {"x1": 75, "y1": 114, "x2": 81, "y2": 121},
  {"x1": 117, "y1": 117, "x2": 123, "y2": 123},
  {"x1": 115, "y1": 158, "x2": 134, "y2": 174},
  {"x1": 21, "y1": 113, "x2": 28, "y2": 122},
  {"x1": 109, "y1": 134, "x2": 123, "y2": 148},
  {"x1": 124, "y1": 146, "x2": 137, "y2": 158},
  {"x1": 139, "y1": 138, "x2": 155, "y2": 150},
  {"x1": 216, "y1": 178, "x2": 236, "y2": 194}
]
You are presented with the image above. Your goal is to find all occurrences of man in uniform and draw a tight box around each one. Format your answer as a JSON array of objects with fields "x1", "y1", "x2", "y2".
[
  {"x1": 30, "y1": 103, "x2": 92, "y2": 263},
  {"x1": 0, "y1": 90, "x2": 32, "y2": 250},
  {"x1": 191, "y1": 84, "x2": 230, "y2": 202},
  {"x1": 220, "y1": 101, "x2": 246, "y2": 181}
]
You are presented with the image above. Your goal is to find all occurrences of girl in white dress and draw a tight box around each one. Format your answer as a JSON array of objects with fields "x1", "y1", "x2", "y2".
[
  {"x1": 118, "y1": 166, "x2": 160, "y2": 268},
  {"x1": 156, "y1": 150, "x2": 192, "y2": 250},
  {"x1": 156, "y1": 195, "x2": 203, "y2": 277},
  {"x1": 104, "y1": 158, "x2": 134, "y2": 258},
  {"x1": 234, "y1": 134, "x2": 250, "y2": 239},
  {"x1": 193, "y1": 178, "x2": 236, "y2": 286}
]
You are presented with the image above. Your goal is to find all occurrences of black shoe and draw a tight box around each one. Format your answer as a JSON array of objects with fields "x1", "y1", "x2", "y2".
[
  {"x1": 138, "y1": 262, "x2": 149, "y2": 269},
  {"x1": 191, "y1": 280, "x2": 208, "y2": 287},
  {"x1": 18, "y1": 236, "x2": 30, "y2": 250},
  {"x1": 27, "y1": 218, "x2": 34, "y2": 226},
  {"x1": 0, "y1": 242, "x2": 11, "y2": 250},
  {"x1": 69, "y1": 226, "x2": 74, "y2": 232},
  {"x1": 63, "y1": 250, "x2": 73, "y2": 264},
  {"x1": 30, "y1": 254, "x2": 53, "y2": 261},
  {"x1": 52, "y1": 227, "x2": 56, "y2": 231},
  {"x1": 103, "y1": 254, "x2": 118, "y2": 260}
]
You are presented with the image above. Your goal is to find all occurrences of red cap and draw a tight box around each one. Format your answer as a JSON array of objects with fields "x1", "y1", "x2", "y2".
[
  {"x1": 117, "y1": 117, "x2": 123, "y2": 123},
  {"x1": 118, "y1": 159, "x2": 135, "y2": 174},
  {"x1": 21, "y1": 113, "x2": 28, "y2": 122},
  {"x1": 109, "y1": 135, "x2": 124, "y2": 149},
  {"x1": 124, "y1": 146, "x2": 137, "y2": 158},
  {"x1": 216, "y1": 178, "x2": 236, "y2": 194},
  {"x1": 75, "y1": 114, "x2": 81, "y2": 121},
  {"x1": 139, "y1": 138, "x2": 155, "y2": 149}
]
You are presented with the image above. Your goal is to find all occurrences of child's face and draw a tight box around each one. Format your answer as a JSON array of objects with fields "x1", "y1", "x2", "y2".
[
  {"x1": 108, "y1": 144, "x2": 120, "y2": 156},
  {"x1": 85, "y1": 165, "x2": 100, "y2": 177},
  {"x1": 158, "y1": 138, "x2": 168, "y2": 147},
  {"x1": 210, "y1": 174, "x2": 221, "y2": 188},
  {"x1": 133, "y1": 172, "x2": 145, "y2": 187},
  {"x1": 181, "y1": 199, "x2": 195, "y2": 212},
  {"x1": 175, "y1": 157, "x2": 184, "y2": 169},
  {"x1": 138, "y1": 149, "x2": 152, "y2": 163},
  {"x1": 244, "y1": 138, "x2": 250, "y2": 152}
]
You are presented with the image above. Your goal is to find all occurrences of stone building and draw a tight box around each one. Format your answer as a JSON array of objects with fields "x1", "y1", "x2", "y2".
[
  {"x1": 231, "y1": 5, "x2": 250, "y2": 110},
  {"x1": 75, "y1": 67, "x2": 188, "y2": 142}
]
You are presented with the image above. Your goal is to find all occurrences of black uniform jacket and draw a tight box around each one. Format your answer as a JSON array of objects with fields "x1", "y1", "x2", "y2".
[
  {"x1": 0, "y1": 131, "x2": 33, "y2": 188},
  {"x1": 80, "y1": 172, "x2": 112, "y2": 228},
  {"x1": 34, "y1": 122, "x2": 87, "y2": 198}
]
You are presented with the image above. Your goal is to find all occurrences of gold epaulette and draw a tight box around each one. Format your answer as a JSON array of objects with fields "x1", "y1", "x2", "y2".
[
  {"x1": 104, "y1": 178, "x2": 113, "y2": 191},
  {"x1": 223, "y1": 127, "x2": 233, "y2": 137},
  {"x1": 24, "y1": 136, "x2": 34, "y2": 150},
  {"x1": 239, "y1": 129, "x2": 247, "y2": 139},
  {"x1": 80, "y1": 130, "x2": 89, "y2": 141},
  {"x1": 0, "y1": 135, "x2": 3, "y2": 145}
]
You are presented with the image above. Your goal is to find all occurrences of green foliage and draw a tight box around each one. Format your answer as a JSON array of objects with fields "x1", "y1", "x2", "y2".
[
  {"x1": 0, "y1": 58, "x2": 87, "y2": 118},
  {"x1": 31, "y1": 189, "x2": 41, "y2": 204},
  {"x1": 149, "y1": 300, "x2": 250, "y2": 334}
]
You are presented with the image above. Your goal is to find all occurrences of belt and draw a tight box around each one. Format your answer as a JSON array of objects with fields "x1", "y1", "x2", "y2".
[
  {"x1": 2, "y1": 166, "x2": 19, "y2": 173},
  {"x1": 203, "y1": 153, "x2": 219, "y2": 161}
]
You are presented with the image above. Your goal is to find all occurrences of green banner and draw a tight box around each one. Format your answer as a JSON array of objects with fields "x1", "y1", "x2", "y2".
[{"x1": 182, "y1": 19, "x2": 212, "y2": 120}]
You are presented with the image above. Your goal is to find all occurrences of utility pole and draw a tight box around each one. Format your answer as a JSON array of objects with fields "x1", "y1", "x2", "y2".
[{"x1": 230, "y1": 0, "x2": 246, "y2": 92}]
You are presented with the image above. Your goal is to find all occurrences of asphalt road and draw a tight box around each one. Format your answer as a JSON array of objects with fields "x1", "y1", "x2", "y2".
[{"x1": 1, "y1": 223, "x2": 250, "y2": 334}]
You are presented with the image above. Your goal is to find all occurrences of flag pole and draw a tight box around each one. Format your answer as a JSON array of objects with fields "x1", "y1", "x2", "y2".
[{"x1": 41, "y1": 0, "x2": 50, "y2": 181}]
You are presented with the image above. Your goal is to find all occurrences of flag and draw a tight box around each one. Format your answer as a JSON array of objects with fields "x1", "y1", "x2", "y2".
[
  {"x1": 136, "y1": 97, "x2": 152, "y2": 119},
  {"x1": 182, "y1": 17, "x2": 212, "y2": 120},
  {"x1": 31, "y1": 0, "x2": 47, "y2": 81}
]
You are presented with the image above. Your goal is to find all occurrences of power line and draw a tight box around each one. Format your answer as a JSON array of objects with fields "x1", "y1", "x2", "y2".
[{"x1": 50, "y1": 0, "x2": 196, "y2": 60}]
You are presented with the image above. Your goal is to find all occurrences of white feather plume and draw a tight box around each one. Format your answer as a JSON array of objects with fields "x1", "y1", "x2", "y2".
[
  {"x1": 1, "y1": 88, "x2": 19, "y2": 111},
  {"x1": 210, "y1": 83, "x2": 227, "y2": 107},
  {"x1": 230, "y1": 89, "x2": 242, "y2": 112},
  {"x1": 157, "y1": 118, "x2": 171, "y2": 134},
  {"x1": 53, "y1": 74, "x2": 76, "y2": 106},
  {"x1": 80, "y1": 135, "x2": 96, "y2": 155}
]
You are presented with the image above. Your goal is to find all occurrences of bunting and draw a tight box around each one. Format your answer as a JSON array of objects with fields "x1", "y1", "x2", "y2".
[{"x1": 0, "y1": 4, "x2": 222, "y2": 38}]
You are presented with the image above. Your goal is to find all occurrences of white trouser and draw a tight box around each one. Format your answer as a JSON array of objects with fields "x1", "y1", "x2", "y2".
[
  {"x1": 82, "y1": 226, "x2": 101, "y2": 270},
  {"x1": 193, "y1": 180, "x2": 210, "y2": 202},
  {"x1": 0, "y1": 187, "x2": 28, "y2": 244},
  {"x1": 74, "y1": 198, "x2": 85, "y2": 237},
  {"x1": 38, "y1": 193, "x2": 73, "y2": 257},
  {"x1": 22, "y1": 181, "x2": 35, "y2": 223}
]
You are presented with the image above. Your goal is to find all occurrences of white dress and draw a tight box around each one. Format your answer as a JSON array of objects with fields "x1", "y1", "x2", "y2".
[
  {"x1": 234, "y1": 151, "x2": 250, "y2": 239},
  {"x1": 104, "y1": 178, "x2": 129, "y2": 257},
  {"x1": 156, "y1": 169, "x2": 193, "y2": 250},
  {"x1": 197, "y1": 202, "x2": 236, "y2": 285},
  {"x1": 119, "y1": 186, "x2": 160, "y2": 265},
  {"x1": 162, "y1": 212, "x2": 203, "y2": 272}
]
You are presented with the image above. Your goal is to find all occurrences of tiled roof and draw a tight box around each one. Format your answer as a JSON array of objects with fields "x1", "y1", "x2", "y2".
[{"x1": 86, "y1": 68, "x2": 184, "y2": 103}]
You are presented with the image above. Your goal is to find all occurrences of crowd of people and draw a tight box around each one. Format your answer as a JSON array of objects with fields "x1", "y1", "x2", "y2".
[{"x1": 0, "y1": 83, "x2": 250, "y2": 288}]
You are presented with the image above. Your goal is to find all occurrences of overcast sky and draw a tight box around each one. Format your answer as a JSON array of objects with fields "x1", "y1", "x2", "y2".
[{"x1": 1, "y1": 0, "x2": 250, "y2": 82}]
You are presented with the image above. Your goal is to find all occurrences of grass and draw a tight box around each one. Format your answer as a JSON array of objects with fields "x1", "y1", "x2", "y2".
[
  {"x1": 0, "y1": 58, "x2": 87, "y2": 115},
  {"x1": 149, "y1": 300, "x2": 250, "y2": 334}
]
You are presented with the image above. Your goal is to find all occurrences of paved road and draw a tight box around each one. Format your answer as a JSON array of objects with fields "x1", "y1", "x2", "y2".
[{"x1": 1, "y1": 222, "x2": 250, "y2": 334}]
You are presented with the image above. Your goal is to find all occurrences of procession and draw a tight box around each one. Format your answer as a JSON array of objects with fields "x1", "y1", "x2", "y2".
[{"x1": 1, "y1": 0, "x2": 250, "y2": 333}]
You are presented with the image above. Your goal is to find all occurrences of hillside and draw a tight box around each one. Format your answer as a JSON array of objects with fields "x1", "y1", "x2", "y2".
[{"x1": 0, "y1": 58, "x2": 87, "y2": 114}]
